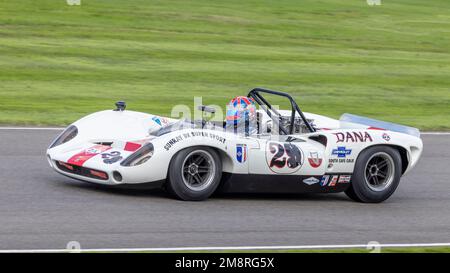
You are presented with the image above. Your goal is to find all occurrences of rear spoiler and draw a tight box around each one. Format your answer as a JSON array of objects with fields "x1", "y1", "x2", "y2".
[{"x1": 340, "y1": 113, "x2": 420, "y2": 138}]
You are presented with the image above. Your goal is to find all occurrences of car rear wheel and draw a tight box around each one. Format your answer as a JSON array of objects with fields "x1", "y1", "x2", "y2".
[
  {"x1": 345, "y1": 146, "x2": 402, "y2": 203},
  {"x1": 167, "y1": 147, "x2": 222, "y2": 201}
]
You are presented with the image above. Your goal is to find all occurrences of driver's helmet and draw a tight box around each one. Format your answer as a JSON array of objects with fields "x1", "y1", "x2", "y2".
[{"x1": 225, "y1": 96, "x2": 257, "y2": 135}]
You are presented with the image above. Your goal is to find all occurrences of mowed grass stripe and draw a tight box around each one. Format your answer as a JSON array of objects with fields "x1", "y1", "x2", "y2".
[{"x1": 0, "y1": 0, "x2": 449, "y2": 129}]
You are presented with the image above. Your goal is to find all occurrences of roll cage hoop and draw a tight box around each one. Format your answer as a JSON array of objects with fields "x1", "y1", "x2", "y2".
[{"x1": 247, "y1": 87, "x2": 316, "y2": 135}]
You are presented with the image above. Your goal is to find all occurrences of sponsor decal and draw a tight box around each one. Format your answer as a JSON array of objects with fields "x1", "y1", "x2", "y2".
[
  {"x1": 102, "y1": 151, "x2": 123, "y2": 164},
  {"x1": 333, "y1": 131, "x2": 373, "y2": 143},
  {"x1": 382, "y1": 133, "x2": 390, "y2": 141},
  {"x1": 303, "y1": 177, "x2": 320, "y2": 186},
  {"x1": 328, "y1": 175, "x2": 339, "y2": 187},
  {"x1": 152, "y1": 116, "x2": 169, "y2": 127},
  {"x1": 331, "y1": 146, "x2": 352, "y2": 158},
  {"x1": 152, "y1": 116, "x2": 162, "y2": 126},
  {"x1": 338, "y1": 175, "x2": 351, "y2": 183},
  {"x1": 164, "y1": 131, "x2": 226, "y2": 151},
  {"x1": 85, "y1": 146, "x2": 110, "y2": 154},
  {"x1": 67, "y1": 145, "x2": 111, "y2": 166},
  {"x1": 320, "y1": 175, "x2": 350, "y2": 186},
  {"x1": 329, "y1": 158, "x2": 354, "y2": 164},
  {"x1": 265, "y1": 142, "x2": 304, "y2": 174},
  {"x1": 320, "y1": 175, "x2": 330, "y2": 186},
  {"x1": 308, "y1": 151, "x2": 322, "y2": 168},
  {"x1": 236, "y1": 144, "x2": 247, "y2": 163},
  {"x1": 164, "y1": 135, "x2": 184, "y2": 151}
]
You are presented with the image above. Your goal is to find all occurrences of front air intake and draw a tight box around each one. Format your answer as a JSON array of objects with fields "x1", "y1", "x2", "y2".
[{"x1": 55, "y1": 161, "x2": 109, "y2": 180}]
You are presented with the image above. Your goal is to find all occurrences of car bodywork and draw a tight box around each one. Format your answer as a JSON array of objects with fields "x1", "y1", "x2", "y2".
[{"x1": 47, "y1": 88, "x2": 423, "y2": 194}]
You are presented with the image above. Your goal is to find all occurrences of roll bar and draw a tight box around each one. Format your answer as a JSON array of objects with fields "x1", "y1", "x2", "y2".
[{"x1": 247, "y1": 87, "x2": 316, "y2": 134}]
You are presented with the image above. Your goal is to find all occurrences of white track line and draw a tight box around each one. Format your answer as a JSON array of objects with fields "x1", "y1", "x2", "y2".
[
  {"x1": 0, "y1": 127, "x2": 63, "y2": 130},
  {"x1": 0, "y1": 243, "x2": 449, "y2": 253},
  {"x1": 0, "y1": 127, "x2": 449, "y2": 135},
  {"x1": 421, "y1": 132, "x2": 450, "y2": 135}
]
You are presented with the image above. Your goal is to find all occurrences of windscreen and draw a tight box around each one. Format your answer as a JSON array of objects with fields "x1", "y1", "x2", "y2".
[{"x1": 340, "y1": 113, "x2": 420, "y2": 138}]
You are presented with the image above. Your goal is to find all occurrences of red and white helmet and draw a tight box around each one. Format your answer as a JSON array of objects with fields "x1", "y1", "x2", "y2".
[{"x1": 226, "y1": 96, "x2": 257, "y2": 133}]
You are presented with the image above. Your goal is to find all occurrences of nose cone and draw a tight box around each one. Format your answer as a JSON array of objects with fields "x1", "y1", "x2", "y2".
[{"x1": 75, "y1": 110, "x2": 160, "y2": 141}]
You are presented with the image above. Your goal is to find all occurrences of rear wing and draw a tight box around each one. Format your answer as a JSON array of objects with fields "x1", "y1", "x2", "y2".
[{"x1": 340, "y1": 113, "x2": 420, "y2": 138}]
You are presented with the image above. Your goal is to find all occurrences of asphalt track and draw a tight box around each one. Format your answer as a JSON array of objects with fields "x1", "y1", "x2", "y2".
[{"x1": 0, "y1": 129, "x2": 449, "y2": 250}]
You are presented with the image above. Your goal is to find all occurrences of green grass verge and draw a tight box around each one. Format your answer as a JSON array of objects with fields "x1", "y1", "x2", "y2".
[{"x1": 0, "y1": 0, "x2": 449, "y2": 129}]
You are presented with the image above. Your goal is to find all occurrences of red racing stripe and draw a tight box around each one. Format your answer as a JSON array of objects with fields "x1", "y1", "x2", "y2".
[
  {"x1": 124, "y1": 142, "x2": 142, "y2": 152},
  {"x1": 67, "y1": 145, "x2": 111, "y2": 166},
  {"x1": 368, "y1": 126, "x2": 386, "y2": 130}
]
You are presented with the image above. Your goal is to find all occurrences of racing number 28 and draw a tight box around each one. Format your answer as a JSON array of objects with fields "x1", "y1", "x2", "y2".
[{"x1": 268, "y1": 142, "x2": 303, "y2": 169}]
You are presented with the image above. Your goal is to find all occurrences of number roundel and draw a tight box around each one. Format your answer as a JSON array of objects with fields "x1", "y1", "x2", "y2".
[{"x1": 265, "y1": 141, "x2": 304, "y2": 174}]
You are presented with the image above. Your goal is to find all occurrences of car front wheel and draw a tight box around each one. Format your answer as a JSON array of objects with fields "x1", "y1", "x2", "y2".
[
  {"x1": 345, "y1": 146, "x2": 402, "y2": 203},
  {"x1": 167, "y1": 147, "x2": 222, "y2": 201}
]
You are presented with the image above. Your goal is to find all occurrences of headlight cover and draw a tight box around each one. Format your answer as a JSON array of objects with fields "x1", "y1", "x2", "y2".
[
  {"x1": 48, "y1": 125, "x2": 78, "y2": 149},
  {"x1": 121, "y1": 143, "x2": 154, "y2": 167}
]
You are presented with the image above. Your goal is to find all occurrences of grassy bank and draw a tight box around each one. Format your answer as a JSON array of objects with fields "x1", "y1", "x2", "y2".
[{"x1": 0, "y1": 0, "x2": 449, "y2": 129}]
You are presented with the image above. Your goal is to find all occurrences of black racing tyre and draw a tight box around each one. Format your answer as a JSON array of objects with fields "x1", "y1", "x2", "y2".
[
  {"x1": 167, "y1": 146, "x2": 222, "y2": 201},
  {"x1": 345, "y1": 146, "x2": 402, "y2": 203}
]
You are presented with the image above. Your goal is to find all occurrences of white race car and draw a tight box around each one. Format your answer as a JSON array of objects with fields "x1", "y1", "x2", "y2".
[{"x1": 47, "y1": 88, "x2": 423, "y2": 202}]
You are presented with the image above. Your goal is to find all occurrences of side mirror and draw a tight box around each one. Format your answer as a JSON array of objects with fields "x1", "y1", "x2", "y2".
[
  {"x1": 197, "y1": 105, "x2": 216, "y2": 128},
  {"x1": 198, "y1": 105, "x2": 216, "y2": 114},
  {"x1": 114, "y1": 101, "x2": 126, "y2": 111}
]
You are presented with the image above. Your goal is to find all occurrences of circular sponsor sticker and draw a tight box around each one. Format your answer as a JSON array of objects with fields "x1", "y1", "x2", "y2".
[{"x1": 265, "y1": 141, "x2": 304, "y2": 174}]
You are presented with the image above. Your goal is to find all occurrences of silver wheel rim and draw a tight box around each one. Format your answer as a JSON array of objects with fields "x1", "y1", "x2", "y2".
[
  {"x1": 181, "y1": 150, "x2": 216, "y2": 191},
  {"x1": 364, "y1": 152, "x2": 395, "y2": 192}
]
